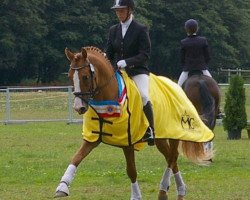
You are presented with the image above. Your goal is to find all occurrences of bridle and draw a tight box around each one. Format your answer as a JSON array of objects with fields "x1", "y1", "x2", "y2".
[{"x1": 70, "y1": 62, "x2": 117, "y2": 103}]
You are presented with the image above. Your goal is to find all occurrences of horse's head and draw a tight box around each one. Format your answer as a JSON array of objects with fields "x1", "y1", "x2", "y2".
[{"x1": 66, "y1": 47, "x2": 97, "y2": 115}]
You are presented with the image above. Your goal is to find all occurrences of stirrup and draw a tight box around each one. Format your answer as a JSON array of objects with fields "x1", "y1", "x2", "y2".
[{"x1": 142, "y1": 127, "x2": 155, "y2": 146}]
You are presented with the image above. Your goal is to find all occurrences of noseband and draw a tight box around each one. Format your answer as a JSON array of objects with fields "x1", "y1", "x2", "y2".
[
  {"x1": 71, "y1": 63, "x2": 97, "y2": 103},
  {"x1": 71, "y1": 62, "x2": 116, "y2": 103}
]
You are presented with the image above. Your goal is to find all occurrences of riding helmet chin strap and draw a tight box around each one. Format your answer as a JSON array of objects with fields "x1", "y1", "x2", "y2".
[{"x1": 122, "y1": 8, "x2": 132, "y2": 23}]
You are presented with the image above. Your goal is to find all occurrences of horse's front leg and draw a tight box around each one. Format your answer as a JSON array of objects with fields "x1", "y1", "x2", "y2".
[
  {"x1": 54, "y1": 140, "x2": 100, "y2": 198},
  {"x1": 123, "y1": 146, "x2": 142, "y2": 200}
]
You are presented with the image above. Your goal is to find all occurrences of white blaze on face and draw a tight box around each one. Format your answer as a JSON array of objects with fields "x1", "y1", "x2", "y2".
[
  {"x1": 73, "y1": 70, "x2": 84, "y2": 111},
  {"x1": 73, "y1": 70, "x2": 81, "y2": 93}
]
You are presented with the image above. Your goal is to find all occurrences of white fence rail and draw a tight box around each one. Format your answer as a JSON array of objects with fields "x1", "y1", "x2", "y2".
[
  {"x1": 0, "y1": 86, "x2": 82, "y2": 124},
  {"x1": 0, "y1": 84, "x2": 249, "y2": 124}
]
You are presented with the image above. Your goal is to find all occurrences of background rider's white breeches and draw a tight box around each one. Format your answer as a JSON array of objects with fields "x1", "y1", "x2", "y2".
[
  {"x1": 202, "y1": 69, "x2": 212, "y2": 77},
  {"x1": 178, "y1": 70, "x2": 212, "y2": 86},
  {"x1": 177, "y1": 71, "x2": 188, "y2": 86}
]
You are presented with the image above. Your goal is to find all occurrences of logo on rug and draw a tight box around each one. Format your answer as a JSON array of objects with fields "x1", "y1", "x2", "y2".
[{"x1": 181, "y1": 111, "x2": 196, "y2": 130}]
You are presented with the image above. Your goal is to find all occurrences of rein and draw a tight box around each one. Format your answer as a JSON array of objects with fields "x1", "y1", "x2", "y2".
[{"x1": 71, "y1": 63, "x2": 117, "y2": 102}]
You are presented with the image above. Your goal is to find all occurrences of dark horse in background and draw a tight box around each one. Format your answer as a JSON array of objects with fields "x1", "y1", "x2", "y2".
[
  {"x1": 183, "y1": 70, "x2": 221, "y2": 131},
  {"x1": 54, "y1": 47, "x2": 220, "y2": 200}
]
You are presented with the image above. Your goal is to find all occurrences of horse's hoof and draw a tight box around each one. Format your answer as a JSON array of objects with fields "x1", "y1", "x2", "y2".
[
  {"x1": 54, "y1": 191, "x2": 68, "y2": 198},
  {"x1": 54, "y1": 182, "x2": 69, "y2": 198},
  {"x1": 158, "y1": 191, "x2": 168, "y2": 200},
  {"x1": 177, "y1": 195, "x2": 185, "y2": 200},
  {"x1": 158, "y1": 195, "x2": 168, "y2": 200}
]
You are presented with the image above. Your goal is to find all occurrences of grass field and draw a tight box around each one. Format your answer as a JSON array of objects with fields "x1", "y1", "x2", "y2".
[{"x1": 0, "y1": 122, "x2": 249, "y2": 200}]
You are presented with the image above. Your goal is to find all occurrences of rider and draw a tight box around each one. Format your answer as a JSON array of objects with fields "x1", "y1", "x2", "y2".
[
  {"x1": 105, "y1": 0, "x2": 154, "y2": 145},
  {"x1": 178, "y1": 19, "x2": 212, "y2": 86},
  {"x1": 178, "y1": 19, "x2": 223, "y2": 119}
]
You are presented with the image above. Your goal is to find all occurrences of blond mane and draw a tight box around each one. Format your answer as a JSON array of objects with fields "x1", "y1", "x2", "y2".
[{"x1": 84, "y1": 46, "x2": 112, "y2": 68}]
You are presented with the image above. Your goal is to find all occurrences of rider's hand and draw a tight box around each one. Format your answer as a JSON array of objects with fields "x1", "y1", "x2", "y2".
[{"x1": 117, "y1": 60, "x2": 127, "y2": 69}]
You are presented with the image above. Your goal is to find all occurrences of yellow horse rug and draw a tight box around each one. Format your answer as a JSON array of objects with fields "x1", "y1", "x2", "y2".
[{"x1": 82, "y1": 71, "x2": 214, "y2": 150}]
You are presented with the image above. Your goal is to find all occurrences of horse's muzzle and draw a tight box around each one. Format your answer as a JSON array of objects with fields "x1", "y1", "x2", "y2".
[
  {"x1": 74, "y1": 97, "x2": 88, "y2": 115},
  {"x1": 76, "y1": 107, "x2": 87, "y2": 115}
]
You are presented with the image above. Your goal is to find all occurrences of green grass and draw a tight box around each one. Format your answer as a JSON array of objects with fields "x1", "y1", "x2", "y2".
[{"x1": 0, "y1": 123, "x2": 249, "y2": 200}]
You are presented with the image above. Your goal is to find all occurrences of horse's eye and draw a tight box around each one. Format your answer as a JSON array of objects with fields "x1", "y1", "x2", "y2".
[{"x1": 82, "y1": 75, "x2": 89, "y2": 80}]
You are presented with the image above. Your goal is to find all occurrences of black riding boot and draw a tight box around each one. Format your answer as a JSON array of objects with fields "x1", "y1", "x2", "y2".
[{"x1": 143, "y1": 101, "x2": 155, "y2": 146}]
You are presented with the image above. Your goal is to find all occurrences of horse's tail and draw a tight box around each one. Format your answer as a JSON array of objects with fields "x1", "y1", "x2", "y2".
[
  {"x1": 179, "y1": 141, "x2": 214, "y2": 165},
  {"x1": 198, "y1": 79, "x2": 216, "y2": 129},
  {"x1": 180, "y1": 79, "x2": 215, "y2": 165}
]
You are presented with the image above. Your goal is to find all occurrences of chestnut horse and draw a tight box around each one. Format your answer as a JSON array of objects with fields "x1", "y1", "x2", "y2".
[{"x1": 54, "y1": 46, "x2": 216, "y2": 200}]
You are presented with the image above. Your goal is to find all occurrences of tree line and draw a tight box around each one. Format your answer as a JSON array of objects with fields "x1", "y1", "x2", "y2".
[{"x1": 0, "y1": 0, "x2": 249, "y2": 85}]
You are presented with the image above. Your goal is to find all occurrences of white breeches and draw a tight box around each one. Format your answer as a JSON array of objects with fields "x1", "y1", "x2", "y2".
[
  {"x1": 178, "y1": 70, "x2": 212, "y2": 86},
  {"x1": 132, "y1": 74, "x2": 149, "y2": 106}
]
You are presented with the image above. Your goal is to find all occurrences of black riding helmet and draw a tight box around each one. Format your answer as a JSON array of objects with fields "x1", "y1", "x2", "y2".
[
  {"x1": 111, "y1": 0, "x2": 135, "y2": 11},
  {"x1": 185, "y1": 19, "x2": 198, "y2": 35}
]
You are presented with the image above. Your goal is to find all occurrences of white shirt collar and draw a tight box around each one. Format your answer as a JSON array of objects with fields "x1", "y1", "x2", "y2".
[
  {"x1": 120, "y1": 15, "x2": 133, "y2": 37},
  {"x1": 187, "y1": 33, "x2": 197, "y2": 36},
  {"x1": 120, "y1": 15, "x2": 133, "y2": 28}
]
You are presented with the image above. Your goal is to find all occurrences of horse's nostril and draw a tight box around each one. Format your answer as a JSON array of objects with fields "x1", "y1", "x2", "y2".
[
  {"x1": 80, "y1": 107, "x2": 86, "y2": 113},
  {"x1": 76, "y1": 107, "x2": 87, "y2": 115}
]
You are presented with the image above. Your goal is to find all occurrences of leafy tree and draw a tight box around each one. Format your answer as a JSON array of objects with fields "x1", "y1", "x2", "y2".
[
  {"x1": 0, "y1": 0, "x2": 249, "y2": 85},
  {"x1": 223, "y1": 75, "x2": 247, "y2": 139},
  {"x1": 39, "y1": 0, "x2": 111, "y2": 83},
  {"x1": 0, "y1": 0, "x2": 48, "y2": 85},
  {"x1": 136, "y1": 0, "x2": 250, "y2": 79},
  {"x1": 218, "y1": 0, "x2": 250, "y2": 69}
]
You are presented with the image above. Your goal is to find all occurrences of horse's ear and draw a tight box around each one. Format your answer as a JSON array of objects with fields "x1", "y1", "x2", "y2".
[
  {"x1": 65, "y1": 47, "x2": 74, "y2": 61},
  {"x1": 81, "y1": 47, "x2": 87, "y2": 60}
]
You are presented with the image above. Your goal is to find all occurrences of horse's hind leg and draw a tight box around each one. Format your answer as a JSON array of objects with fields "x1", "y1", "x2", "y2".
[
  {"x1": 168, "y1": 140, "x2": 186, "y2": 200},
  {"x1": 155, "y1": 139, "x2": 171, "y2": 200},
  {"x1": 123, "y1": 146, "x2": 142, "y2": 200},
  {"x1": 54, "y1": 140, "x2": 100, "y2": 198},
  {"x1": 156, "y1": 139, "x2": 186, "y2": 200}
]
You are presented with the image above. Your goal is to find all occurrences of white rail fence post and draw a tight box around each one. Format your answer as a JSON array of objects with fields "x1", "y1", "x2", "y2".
[
  {"x1": 5, "y1": 88, "x2": 11, "y2": 124},
  {"x1": 0, "y1": 86, "x2": 82, "y2": 124},
  {"x1": 219, "y1": 68, "x2": 250, "y2": 83}
]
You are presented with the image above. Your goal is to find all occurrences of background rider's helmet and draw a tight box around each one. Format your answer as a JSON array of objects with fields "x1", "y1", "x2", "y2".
[
  {"x1": 185, "y1": 19, "x2": 199, "y2": 35},
  {"x1": 111, "y1": 0, "x2": 135, "y2": 11}
]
